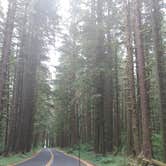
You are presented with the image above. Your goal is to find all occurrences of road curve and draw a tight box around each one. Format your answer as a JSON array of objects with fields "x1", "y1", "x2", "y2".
[{"x1": 15, "y1": 148, "x2": 85, "y2": 166}]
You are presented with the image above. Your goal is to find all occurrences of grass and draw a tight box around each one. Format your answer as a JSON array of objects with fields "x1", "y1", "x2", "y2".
[
  {"x1": 61, "y1": 144, "x2": 128, "y2": 166},
  {"x1": 0, "y1": 148, "x2": 40, "y2": 166}
]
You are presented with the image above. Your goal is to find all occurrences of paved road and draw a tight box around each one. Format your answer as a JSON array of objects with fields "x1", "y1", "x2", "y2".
[
  {"x1": 16, "y1": 149, "x2": 51, "y2": 166},
  {"x1": 15, "y1": 148, "x2": 84, "y2": 166},
  {"x1": 51, "y1": 149, "x2": 84, "y2": 166}
]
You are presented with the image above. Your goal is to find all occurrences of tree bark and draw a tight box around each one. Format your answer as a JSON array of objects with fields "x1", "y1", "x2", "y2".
[
  {"x1": 125, "y1": 0, "x2": 140, "y2": 155},
  {"x1": 0, "y1": 0, "x2": 16, "y2": 113},
  {"x1": 134, "y1": 0, "x2": 152, "y2": 158}
]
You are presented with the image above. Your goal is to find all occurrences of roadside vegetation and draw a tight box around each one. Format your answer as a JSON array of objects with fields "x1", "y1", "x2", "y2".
[
  {"x1": 60, "y1": 136, "x2": 163, "y2": 166},
  {"x1": 61, "y1": 144, "x2": 128, "y2": 166},
  {"x1": 0, "y1": 148, "x2": 40, "y2": 166}
]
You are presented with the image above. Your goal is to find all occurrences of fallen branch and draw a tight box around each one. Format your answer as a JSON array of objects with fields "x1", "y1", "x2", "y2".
[
  {"x1": 129, "y1": 156, "x2": 166, "y2": 166},
  {"x1": 143, "y1": 158, "x2": 166, "y2": 166}
]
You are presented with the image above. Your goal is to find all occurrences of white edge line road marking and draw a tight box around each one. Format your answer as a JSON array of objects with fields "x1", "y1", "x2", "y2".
[{"x1": 46, "y1": 149, "x2": 54, "y2": 166}]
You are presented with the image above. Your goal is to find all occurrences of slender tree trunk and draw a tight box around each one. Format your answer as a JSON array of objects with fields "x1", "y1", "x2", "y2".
[
  {"x1": 114, "y1": 45, "x2": 120, "y2": 149},
  {"x1": 94, "y1": 0, "x2": 105, "y2": 154},
  {"x1": 7, "y1": 2, "x2": 28, "y2": 153},
  {"x1": 134, "y1": 34, "x2": 142, "y2": 147},
  {"x1": 0, "y1": 0, "x2": 16, "y2": 113},
  {"x1": 125, "y1": 0, "x2": 140, "y2": 155},
  {"x1": 104, "y1": 0, "x2": 114, "y2": 152},
  {"x1": 4, "y1": 68, "x2": 10, "y2": 150},
  {"x1": 134, "y1": 0, "x2": 152, "y2": 158}
]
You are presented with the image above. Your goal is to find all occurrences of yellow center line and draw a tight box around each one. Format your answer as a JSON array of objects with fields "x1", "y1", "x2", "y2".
[{"x1": 46, "y1": 149, "x2": 54, "y2": 166}]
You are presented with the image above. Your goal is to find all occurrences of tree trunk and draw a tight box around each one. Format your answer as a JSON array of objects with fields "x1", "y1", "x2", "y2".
[
  {"x1": 0, "y1": 0, "x2": 16, "y2": 113},
  {"x1": 134, "y1": 0, "x2": 152, "y2": 158},
  {"x1": 94, "y1": 0, "x2": 105, "y2": 154},
  {"x1": 125, "y1": 0, "x2": 140, "y2": 155}
]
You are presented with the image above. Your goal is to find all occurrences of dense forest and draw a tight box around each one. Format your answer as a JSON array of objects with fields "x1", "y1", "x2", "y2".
[{"x1": 0, "y1": 0, "x2": 165, "y2": 165}]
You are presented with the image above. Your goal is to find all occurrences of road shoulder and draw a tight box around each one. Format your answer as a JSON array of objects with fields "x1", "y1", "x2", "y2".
[
  {"x1": 11, "y1": 149, "x2": 41, "y2": 166},
  {"x1": 56, "y1": 149, "x2": 95, "y2": 166}
]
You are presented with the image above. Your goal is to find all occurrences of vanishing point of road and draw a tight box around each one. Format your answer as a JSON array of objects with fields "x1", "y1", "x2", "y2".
[{"x1": 15, "y1": 148, "x2": 85, "y2": 166}]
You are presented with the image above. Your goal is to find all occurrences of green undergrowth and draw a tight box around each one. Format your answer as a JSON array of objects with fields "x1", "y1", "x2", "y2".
[
  {"x1": 152, "y1": 134, "x2": 163, "y2": 161},
  {"x1": 0, "y1": 148, "x2": 40, "y2": 166},
  {"x1": 60, "y1": 144, "x2": 128, "y2": 166}
]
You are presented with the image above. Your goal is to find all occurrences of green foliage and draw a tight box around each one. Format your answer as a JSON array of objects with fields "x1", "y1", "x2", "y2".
[
  {"x1": 0, "y1": 148, "x2": 40, "y2": 166},
  {"x1": 152, "y1": 134, "x2": 163, "y2": 160},
  {"x1": 62, "y1": 144, "x2": 128, "y2": 166}
]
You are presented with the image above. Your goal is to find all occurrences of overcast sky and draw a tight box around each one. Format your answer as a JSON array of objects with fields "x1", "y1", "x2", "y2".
[
  {"x1": 1, "y1": 0, "x2": 8, "y2": 13},
  {"x1": 47, "y1": 0, "x2": 70, "y2": 79}
]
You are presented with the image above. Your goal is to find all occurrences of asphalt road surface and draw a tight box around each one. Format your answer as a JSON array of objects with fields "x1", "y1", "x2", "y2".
[
  {"x1": 15, "y1": 148, "x2": 85, "y2": 166},
  {"x1": 16, "y1": 149, "x2": 51, "y2": 166}
]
